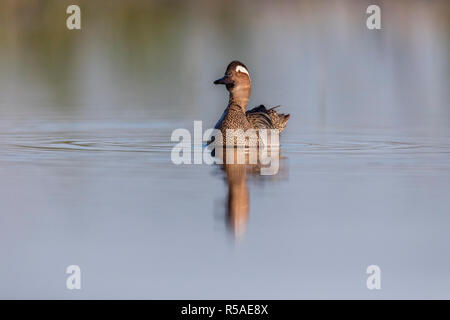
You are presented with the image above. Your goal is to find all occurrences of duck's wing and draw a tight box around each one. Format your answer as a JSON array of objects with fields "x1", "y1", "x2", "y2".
[
  {"x1": 246, "y1": 105, "x2": 274, "y2": 129},
  {"x1": 246, "y1": 105, "x2": 290, "y2": 132}
]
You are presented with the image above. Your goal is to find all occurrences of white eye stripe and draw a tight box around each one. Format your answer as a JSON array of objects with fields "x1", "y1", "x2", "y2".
[{"x1": 235, "y1": 65, "x2": 250, "y2": 76}]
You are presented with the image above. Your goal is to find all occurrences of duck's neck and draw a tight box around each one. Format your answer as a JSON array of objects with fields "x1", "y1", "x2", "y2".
[{"x1": 228, "y1": 85, "x2": 251, "y2": 112}]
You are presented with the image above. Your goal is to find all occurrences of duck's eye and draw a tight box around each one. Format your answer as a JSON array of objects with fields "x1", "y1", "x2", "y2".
[{"x1": 235, "y1": 65, "x2": 249, "y2": 76}]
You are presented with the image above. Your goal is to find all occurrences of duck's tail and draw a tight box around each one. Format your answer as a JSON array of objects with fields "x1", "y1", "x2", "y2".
[{"x1": 267, "y1": 105, "x2": 290, "y2": 133}]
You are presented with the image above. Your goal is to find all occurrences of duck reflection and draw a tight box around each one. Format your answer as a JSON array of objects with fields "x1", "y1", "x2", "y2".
[{"x1": 213, "y1": 146, "x2": 282, "y2": 238}]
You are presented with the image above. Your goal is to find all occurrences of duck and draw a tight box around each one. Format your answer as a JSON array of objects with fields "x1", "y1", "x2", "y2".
[{"x1": 213, "y1": 60, "x2": 289, "y2": 145}]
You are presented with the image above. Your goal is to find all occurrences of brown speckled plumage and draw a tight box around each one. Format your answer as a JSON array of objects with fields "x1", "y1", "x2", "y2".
[{"x1": 213, "y1": 61, "x2": 289, "y2": 145}]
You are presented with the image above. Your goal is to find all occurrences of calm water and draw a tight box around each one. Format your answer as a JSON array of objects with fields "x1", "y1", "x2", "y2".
[{"x1": 0, "y1": 0, "x2": 450, "y2": 299}]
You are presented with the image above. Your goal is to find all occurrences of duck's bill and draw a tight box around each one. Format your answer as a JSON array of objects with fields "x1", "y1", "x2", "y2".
[{"x1": 214, "y1": 75, "x2": 233, "y2": 85}]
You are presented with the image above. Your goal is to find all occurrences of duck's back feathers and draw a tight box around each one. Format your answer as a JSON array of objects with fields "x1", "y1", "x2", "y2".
[
  {"x1": 246, "y1": 105, "x2": 274, "y2": 129},
  {"x1": 246, "y1": 105, "x2": 290, "y2": 132}
]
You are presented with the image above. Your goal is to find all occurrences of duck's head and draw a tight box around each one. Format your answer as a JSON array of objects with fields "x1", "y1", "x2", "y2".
[{"x1": 214, "y1": 61, "x2": 251, "y2": 108}]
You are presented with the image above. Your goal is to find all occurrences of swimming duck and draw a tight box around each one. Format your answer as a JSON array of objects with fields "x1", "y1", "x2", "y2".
[{"x1": 213, "y1": 61, "x2": 289, "y2": 145}]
